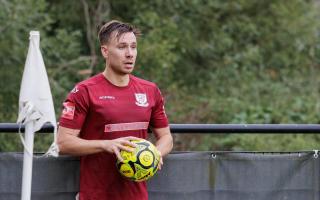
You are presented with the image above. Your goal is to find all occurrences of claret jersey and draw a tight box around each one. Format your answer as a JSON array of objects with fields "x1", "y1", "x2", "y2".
[{"x1": 59, "y1": 73, "x2": 169, "y2": 200}]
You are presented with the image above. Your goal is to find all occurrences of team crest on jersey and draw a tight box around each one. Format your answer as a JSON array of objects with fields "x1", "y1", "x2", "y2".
[{"x1": 135, "y1": 93, "x2": 149, "y2": 107}]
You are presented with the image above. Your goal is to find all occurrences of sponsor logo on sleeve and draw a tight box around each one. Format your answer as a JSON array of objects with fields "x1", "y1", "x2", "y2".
[
  {"x1": 135, "y1": 93, "x2": 149, "y2": 107},
  {"x1": 61, "y1": 102, "x2": 75, "y2": 120}
]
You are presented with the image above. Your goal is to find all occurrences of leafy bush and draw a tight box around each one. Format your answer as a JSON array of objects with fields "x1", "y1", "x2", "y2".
[{"x1": 1, "y1": 0, "x2": 320, "y2": 152}]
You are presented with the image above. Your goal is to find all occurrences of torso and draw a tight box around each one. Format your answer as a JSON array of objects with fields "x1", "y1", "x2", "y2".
[{"x1": 59, "y1": 73, "x2": 168, "y2": 200}]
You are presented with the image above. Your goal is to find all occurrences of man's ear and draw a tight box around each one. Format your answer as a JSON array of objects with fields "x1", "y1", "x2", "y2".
[{"x1": 101, "y1": 45, "x2": 108, "y2": 59}]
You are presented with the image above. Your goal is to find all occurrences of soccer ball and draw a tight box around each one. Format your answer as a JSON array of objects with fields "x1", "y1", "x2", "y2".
[{"x1": 116, "y1": 139, "x2": 160, "y2": 182}]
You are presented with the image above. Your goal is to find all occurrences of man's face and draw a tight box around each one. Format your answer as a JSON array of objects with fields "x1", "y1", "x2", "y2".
[{"x1": 102, "y1": 32, "x2": 137, "y2": 75}]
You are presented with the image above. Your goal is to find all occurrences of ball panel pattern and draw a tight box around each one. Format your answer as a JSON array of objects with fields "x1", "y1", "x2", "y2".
[{"x1": 116, "y1": 139, "x2": 160, "y2": 182}]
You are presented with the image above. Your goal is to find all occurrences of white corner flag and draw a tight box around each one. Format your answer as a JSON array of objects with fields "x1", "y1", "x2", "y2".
[{"x1": 17, "y1": 31, "x2": 58, "y2": 200}]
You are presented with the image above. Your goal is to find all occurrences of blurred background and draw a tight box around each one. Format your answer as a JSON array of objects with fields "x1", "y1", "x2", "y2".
[{"x1": 1, "y1": 0, "x2": 320, "y2": 152}]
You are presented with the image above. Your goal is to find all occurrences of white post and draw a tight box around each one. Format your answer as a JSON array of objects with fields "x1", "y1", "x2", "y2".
[{"x1": 21, "y1": 122, "x2": 34, "y2": 200}]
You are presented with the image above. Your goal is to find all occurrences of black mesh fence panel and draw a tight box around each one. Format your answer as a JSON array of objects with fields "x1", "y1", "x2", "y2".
[{"x1": 0, "y1": 152, "x2": 319, "y2": 200}]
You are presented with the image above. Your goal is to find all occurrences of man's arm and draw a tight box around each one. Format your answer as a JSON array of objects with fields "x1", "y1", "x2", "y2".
[
  {"x1": 57, "y1": 126, "x2": 138, "y2": 161},
  {"x1": 152, "y1": 126, "x2": 173, "y2": 169}
]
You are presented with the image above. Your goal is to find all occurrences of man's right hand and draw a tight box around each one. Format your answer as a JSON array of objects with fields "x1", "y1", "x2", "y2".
[
  {"x1": 100, "y1": 136, "x2": 140, "y2": 162},
  {"x1": 58, "y1": 126, "x2": 140, "y2": 159}
]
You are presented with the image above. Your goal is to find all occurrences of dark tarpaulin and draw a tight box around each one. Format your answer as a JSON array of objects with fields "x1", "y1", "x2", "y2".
[
  {"x1": 0, "y1": 152, "x2": 319, "y2": 200},
  {"x1": 0, "y1": 153, "x2": 80, "y2": 200}
]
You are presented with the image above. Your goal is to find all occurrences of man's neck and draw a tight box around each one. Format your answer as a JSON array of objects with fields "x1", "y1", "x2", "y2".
[{"x1": 102, "y1": 68, "x2": 130, "y2": 87}]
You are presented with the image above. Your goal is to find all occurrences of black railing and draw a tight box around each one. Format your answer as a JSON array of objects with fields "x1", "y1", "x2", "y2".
[{"x1": 1, "y1": 123, "x2": 320, "y2": 133}]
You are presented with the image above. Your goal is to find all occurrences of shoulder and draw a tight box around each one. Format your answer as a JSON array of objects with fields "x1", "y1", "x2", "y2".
[
  {"x1": 130, "y1": 75, "x2": 164, "y2": 100},
  {"x1": 67, "y1": 74, "x2": 104, "y2": 97},
  {"x1": 130, "y1": 75, "x2": 158, "y2": 89},
  {"x1": 76, "y1": 73, "x2": 105, "y2": 89}
]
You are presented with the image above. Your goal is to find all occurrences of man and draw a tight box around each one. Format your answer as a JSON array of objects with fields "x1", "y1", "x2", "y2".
[{"x1": 57, "y1": 20, "x2": 173, "y2": 200}]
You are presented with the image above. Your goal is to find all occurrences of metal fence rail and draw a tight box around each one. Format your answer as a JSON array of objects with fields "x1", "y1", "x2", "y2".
[{"x1": 1, "y1": 123, "x2": 320, "y2": 133}]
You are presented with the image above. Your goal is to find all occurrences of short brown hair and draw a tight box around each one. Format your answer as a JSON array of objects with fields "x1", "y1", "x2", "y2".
[{"x1": 98, "y1": 20, "x2": 141, "y2": 45}]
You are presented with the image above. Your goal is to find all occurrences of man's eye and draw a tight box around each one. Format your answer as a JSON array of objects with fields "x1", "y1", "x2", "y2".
[{"x1": 118, "y1": 46, "x2": 125, "y2": 49}]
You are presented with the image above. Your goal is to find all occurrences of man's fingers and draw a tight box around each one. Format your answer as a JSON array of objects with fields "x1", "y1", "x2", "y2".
[
  {"x1": 158, "y1": 157, "x2": 163, "y2": 170},
  {"x1": 120, "y1": 145, "x2": 135, "y2": 152},
  {"x1": 113, "y1": 148, "x2": 123, "y2": 162},
  {"x1": 157, "y1": 149, "x2": 163, "y2": 170},
  {"x1": 121, "y1": 140, "x2": 137, "y2": 148},
  {"x1": 126, "y1": 136, "x2": 141, "y2": 141}
]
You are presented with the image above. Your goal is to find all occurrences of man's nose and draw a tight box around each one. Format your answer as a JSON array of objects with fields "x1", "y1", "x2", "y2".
[{"x1": 125, "y1": 48, "x2": 134, "y2": 58}]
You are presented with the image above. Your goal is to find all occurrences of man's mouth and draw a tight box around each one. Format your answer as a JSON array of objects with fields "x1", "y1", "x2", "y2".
[{"x1": 124, "y1": 62, "x2": 134, "y2": 67}]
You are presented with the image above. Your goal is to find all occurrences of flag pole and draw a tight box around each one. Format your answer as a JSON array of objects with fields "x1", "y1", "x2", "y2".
[
  {"x1": 21, "y1": 121, "x2": 34, "y2": 200},
  {"x1": 18, "y1": 30, "x2": 57, "y2": 200}
]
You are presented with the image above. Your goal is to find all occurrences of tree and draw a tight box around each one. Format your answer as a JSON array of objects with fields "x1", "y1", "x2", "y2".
[{"x1": 1, "y1": 0, "x2": 320, "y2": 152}]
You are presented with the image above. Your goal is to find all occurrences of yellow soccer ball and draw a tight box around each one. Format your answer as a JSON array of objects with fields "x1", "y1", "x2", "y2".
[{"x1": 116, "y1": 139, "x2": 160, "y2": 182}]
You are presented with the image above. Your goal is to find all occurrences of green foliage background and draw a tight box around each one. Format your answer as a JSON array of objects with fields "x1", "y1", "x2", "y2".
[{"x1": 1, "y1": 0, "x2": 320, "y2": 152}]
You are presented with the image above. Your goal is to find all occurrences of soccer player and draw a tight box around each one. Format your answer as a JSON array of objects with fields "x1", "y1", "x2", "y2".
[{"x1": 57, "y1": 20, "x2": 173, "y2": 200}]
